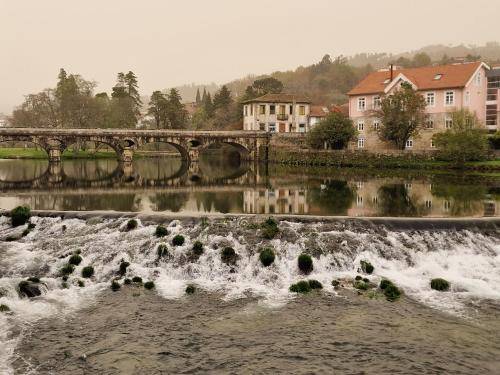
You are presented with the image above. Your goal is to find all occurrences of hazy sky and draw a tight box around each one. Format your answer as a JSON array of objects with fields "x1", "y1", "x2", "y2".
[{"x1": 1, "y1": 0, "x2": 499, "y2": 113}]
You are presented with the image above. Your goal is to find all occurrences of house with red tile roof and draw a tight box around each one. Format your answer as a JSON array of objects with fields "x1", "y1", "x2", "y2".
[{"x1": 347, "y1": 61, "x2": 491, "y2": 152}]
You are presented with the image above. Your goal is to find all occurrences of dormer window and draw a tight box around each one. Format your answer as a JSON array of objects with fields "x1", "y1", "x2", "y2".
[{"x1": 434, "y1": 74, "x2": 443, "y2": 80}]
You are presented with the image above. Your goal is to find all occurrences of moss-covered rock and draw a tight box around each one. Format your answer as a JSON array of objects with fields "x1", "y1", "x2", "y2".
[
  {"x1": 261, "y1": 217, "x2": 279, "y2": 239},
  {"x1": 185, "y1": 285, "x2": 196, "y2": 294},
  {"x1": 430, "y1": 278, "x2": 450, "y2": 291},
  {"x1": 77, "y1": 280, "x2": 85, "y2": 287},
  {"x1": 331, "y1": 279, "x2": 340, "y2": 288},
  {"x1": 18, "y1": 280, "x2": 42, "y2": 298},
  {"x1": 124, "y1": 278, "x2": 131, "y2": 285},
  {"x1": 144, "y1": 281, "x2": 155, "y2": 290},
  {"x1": 308, "y1": 279, "x2": 323, "y2": 289},
  {"x1": 221, "y1": 247, "x2": 237, "y2": 265},
  {"x1": 126, "y1": 219, "x2": 138, "y2": 231},
  {"x1": 289, "y1": 280, "x2": 312, "y2": 294},
  {"x1": 379, "y1": 279, "x2": 393, "y2": 290},
  {"x1": 259, "y1": 247, "x2": 275, "y2": 267},
  {"x1": 192, "y1": 241, "x2": 204, "y2": 256},
  {"x1": 69, "y1": 254, "x2": 82, "y2": 266},
  {"x1": 353, "y1": 280, "x2": 369, "y2": 290},
  {"x1": 60, "y1": 264, "x2": 75, "y2": 276},
  {"x1": 384, "y1": 284, "x2": 402, "y2": 301},
  {"x1": 27, "y1": 277, "x2": 40, "y2": 283},
  {"x1": 11, "y1": 206, "x2": 31, "y2": 227},
  {"x1": 119, "y1": 261, "x2": 130, "y2": 276},
  {"x1": 172, "y1": 235, "x2": 185, "y2": 247},
  {"x1": 355, "y1": 275, "x2": 362, "y2": 281},
  {"x1": 111, "y1": 280, "x2": 121, "y2": 291},
  {"x1": 297, "y1": 253, "x2": 313, "y2": 274},
  {"x1": 157, "y1": 244, "x2": 169, "y2": 258},
  {"x1": 360, "y1": 260, "x2": 374, "y2": 274},
  {"x1": 81, "y1": 266, "x2": 94, "y2": 279},
  {"x1": 155, "y1": 225, "x2": 169, "y2": 237},
  {"x1": 132, "y1": 276, "x2": 143, "y2": 283},
  {"x1": 0, "y1": 304, "x2": 10, "y2": 313}
]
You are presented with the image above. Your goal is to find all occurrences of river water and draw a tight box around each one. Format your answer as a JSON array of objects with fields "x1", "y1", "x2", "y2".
[
  {"x1": 0, "y1": 215, "x2": 499, "y2": 374},
  {"x1": 0, "y1": 157, "x2": 498, "y2": 217}
]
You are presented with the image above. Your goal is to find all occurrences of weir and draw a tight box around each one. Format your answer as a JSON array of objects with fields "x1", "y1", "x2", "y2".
[{"x1": 0, "y1": 128, "x2": 271, "y2": 164}]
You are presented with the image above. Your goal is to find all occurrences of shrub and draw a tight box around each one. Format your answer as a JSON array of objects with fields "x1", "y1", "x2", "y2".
[
  {"x1": 353, "y1": 280, "x2": 369, "y2": 290},
  {"x1": 261, "y1": 218, "x2": 279, "y2": 239},
  {"x1": 0, "y1": 304, "x2": 10, "y2": 312},
  {"x1": 111, "y1": 280, "x2": 121, "y2": 291},
  {"x1": 144, "y1": 281, "x2": 155, "y2": 290},
  {"x1": 119, "y1": 261, "x2": 130, "y2": 276},
  {"x1": 384, "y1": 284, "x2": 401, "y2": 302},
  {"x1": 60, "y1": 264, "x2": 75, "y2": 276},
  {"x1": 360, "y1": 260, "x2": 374, "y2": 274},
  {"x1": 124, "y1": 278, "x2": 131, "y2": 285},
  {"x1": 69, "y1": 254, "x2": 82, "y2": 266},
  {"x1": 379, "y1": 279, "x2": 393, "y2": 290},
  {"x1": 81, "y1": 266, "x2": 94, "y2": 278},
  {"x1": 11, "y1": 206, "x2": 31, "y2": 227},
  {"x1": 185, "y1": 285, "x2": 196, "y2": 294},
  {"x1": 192, "y1": 241, "x2": 204, "y2": 256},
  {"x1": 172, "y1": 235, "x2": 185, "y2": 247},
  {"x1": 77, "y1": 280, "x2": 85, "y2": 287},
  {"x1": 308, "y1": 279, "x2": 323, "y2": 289},
  {"x1": 132, "y1": 276, "x2": 143, "y2": 283},
  {"x1": 297, "y1": 254, "x2": 313, "y2": 274},
  {"x1": 221, "y1": 247, "x2": 237, "y2": 265},
  {"x1": 27, "y1": 277, "x2": 40, "y2": 283},
  {"x1": 289, "y1": 280, "x2": 312, "y2": 294},
  {"x1": 430, "y1": 278, "x2": 450, "y2": 292},
  {"x1": 126, "y1": 219, "x2": 138, "y2": 231},
  {"x1": 259, "y1": 248, "x2": 275, "y2": 267},
  {"x1": 157, "y1": 244, "x2": 168, "y2": 258},
  {"x1": 155, "y1": 225, "x2": 169, "y2": 237}
]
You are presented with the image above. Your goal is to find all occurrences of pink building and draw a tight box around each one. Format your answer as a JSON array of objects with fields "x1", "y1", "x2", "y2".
[{"x1": 347, "y1": 62, "x2": 491, "y2": 152}]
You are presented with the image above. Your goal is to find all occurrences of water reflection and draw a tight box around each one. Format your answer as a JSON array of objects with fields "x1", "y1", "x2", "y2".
[{"x1": 0, "y1": 157, "x2": 498, "y2": 217}]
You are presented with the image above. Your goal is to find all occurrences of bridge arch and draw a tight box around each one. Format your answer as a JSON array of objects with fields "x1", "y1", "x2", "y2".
[
  {"x1": 201, "y1": 141, "x2": 250, "y2": 161},
  {"x1": 139, "y1": 139, "x2": 190, "y2": 161}
]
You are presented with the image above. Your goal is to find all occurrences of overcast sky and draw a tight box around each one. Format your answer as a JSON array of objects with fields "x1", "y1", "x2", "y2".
[{"x1": 1, "y1": 0, "x2": 499, "y2": 113}]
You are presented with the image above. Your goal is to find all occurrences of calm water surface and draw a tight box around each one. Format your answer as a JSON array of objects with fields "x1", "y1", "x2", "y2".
[{"x1": 0, "y1": 157, "x2": 498, "y2": 217}]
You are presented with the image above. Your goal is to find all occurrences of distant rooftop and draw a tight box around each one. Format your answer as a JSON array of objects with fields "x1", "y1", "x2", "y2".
[{"x1": 243, "y1": 93, "x2": 311, "y2": 104}]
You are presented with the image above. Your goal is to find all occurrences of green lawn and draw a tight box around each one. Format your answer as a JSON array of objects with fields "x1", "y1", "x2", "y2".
[{"x1": 0, "y1": 148, "x2": 117, "y2": 159}]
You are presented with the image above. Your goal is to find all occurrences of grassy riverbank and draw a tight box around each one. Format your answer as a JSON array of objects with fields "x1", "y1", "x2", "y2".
[{"x1": 0, "y1": 148, "x2": 180, "y2": 160}]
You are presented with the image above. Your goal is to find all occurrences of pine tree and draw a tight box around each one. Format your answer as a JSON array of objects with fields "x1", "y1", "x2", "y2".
[
  {"x1": 195, "y1": 88, "x2": 201, "y2": 105},
  {"x1": 166, "y1": 88, "x2": 187, "y2": 129},
  {"x1": 202, "y1": 88, "x2": 207, "y2": 103},
  {"x1": 147, "y1": 91, "x2": 168, "y2": 129},
  {"x1": 124, "y1": 71, "x2": 142, "y2": 107},
  {"x1": 213, "y1": 85, "x2": 232, "y2": 111}
]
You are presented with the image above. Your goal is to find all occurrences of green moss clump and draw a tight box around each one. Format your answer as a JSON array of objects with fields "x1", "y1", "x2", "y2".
[
  {"x1": 124, "y1": 278, "x2": 131, "y2": 285},
  {"x1": 297, "y1": 254, "x2": 313, "y2": 274},
  {"x1": 192, "y1": 241, "x2": 204, "y2": 256},
  {"x1": 157, "y1": 244, "x2": 169, "y2": 258},
  {"x1": 60, "y1": 264, "x2": 75, "y2": 276},
  {"x1": 172, "y1": 235, "x2": 185, "y2": 247},
  {"x1": 28, "y1": 223, "x2": 36, "y2": 230},
  {"x1": 261, "y1": 217, "x2": 279, "y2": 239},
  {"x1": 144, "y1": 281, "x2": 155, "y2": 290},
  {"x1": 22, "y1": 229, "x2": 30, "y2": 237},
  {"x1": 69, "y1": 254, "x2": 82, "y2": 266},
  {"x1": 0, "y1": 304, "x2": 10, "y2": 313},
  {"x1": 185, "y1": 285, "x2": 196, "y2": 294},
  {"x1": 27, "y1": 277, "x2": 40, "y2": 283},
  {"x1": 111, "y1": 280, "x2": 121, "y2": 292},
  {"x1": 331, "y1": 279, "x2": 340, "y2": 287},
  {"x1": 155, "y1": 225, "x2": 169, "y2": 237},
  {"x1": 61, "y1": 282, "x2": 69, "y2": 289},
  {"x1": 430, "y1": 278, "x2": 450, "y2": 291},
  {"x1": 355, "y1": 275, "x2": 362, "y2": 281},
  {"x1": 379, "y1": 279, "x2": 393, "y2": 290},
  {"x1": 360, "y1": 260, "x2": 374, "y2": 274},
  {"x1": 259, "y1": 248, "x2": 275, "y2": 267},
  {"x1": 221, "y1": 247, "x2": 237, "y2": 265},
  {"x1": 353, "y1": 280, "x2": 369, "y2": 290},
  {"x1": 77, "y1": 280, "x2": 85, "y2": 287},
  {"x1": 363, "y1": 278, "x2": 370, "y2": 283},
  {"x1": 289, "y1": 280, "x2": 312, "y2": 294},
  {"x1": 132, "y1": 276, "x2": 143, "y2": 283},
  {"x1": 11, "y1": 206, "x2": 31, "y2": 227},
  {"x1": 62, "y1": 275, "x2": 68, "y2": 282},
  {"x1": 308, "y1": 279, "x2": 323, "y2": 289},
  {"x1": 126, "y1": 219, "x2": 138, "y2": 231},
  {"x1": 384, "y1": 284, "x2": 402, "y2": 301},
  {"x1": 81, "y1": 266, "x2": 94, "y2": 279},
  {"x1": 119, "y1": 261, "x2": 130, "y2": 276}
]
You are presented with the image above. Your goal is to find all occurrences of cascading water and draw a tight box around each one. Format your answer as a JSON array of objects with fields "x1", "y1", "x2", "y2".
[{"x1": 0, "y1": 215, "x2": 499, "y2": 374}]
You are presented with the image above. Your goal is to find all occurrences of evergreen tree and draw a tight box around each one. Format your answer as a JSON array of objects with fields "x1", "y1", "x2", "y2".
[
  {"x1": 166, "y1": 88, "x2": 187, "y2": 129},
  {"x1": 213, "y1": 85, "x2": 232, "y2": 111},
  {"x1": 147, "y1": 91, "x2": 168, "y2": 129},
  {"x1": 195, "y1": 88, "x2": 201, "y2": 105},
  {"x1": 203, "y1": 92, "x2": 214, "y2": 117},
  {"x1": 124, "y1": 71, "x2": 142, "y2": 107},
  {"x1": 202, "y1": 88, "x2": 207, "y2": 103}
]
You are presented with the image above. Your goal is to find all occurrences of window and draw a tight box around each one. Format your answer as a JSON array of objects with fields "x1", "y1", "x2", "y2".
[
  {"x1": 289, "y1": 105, "x2": 293, "y2": 115},
  {"x1": 465, "y1": 91, "x2": 470, "y2": 105},
  {"x1": 373, "y1": 120, "x2": 380, "y2": 130},
  {"x1": 299, "y1": 105, "x2": 305, "y2": 116},
  {"x1": 250, "y1": 105, "x2": 253, "y2": 116},
  {"x1": 268, "y1": 123, "x2": 276, "y2": 132},
  {"x1": 430, "y1": 139, "x2": 435, "y2": 148},
  {"x1": 270, "y1": 105, "x2": 276, "y2": 115},
  {"x1": 298, "y1": 123, "x2": 306, "y2": 133},
  {"x1": 244, "y1": 106, "x2": 248, "y2": 116},
  {"x1": 279, "y1": 105, "x2": 286, "y2": 115},
  {"x1": 259, "y1": 105, "x2": 266, "y2": 115},
  {"x1": 425, "y1": 200, "x2": 432, "y2": 209},
  {"x1": 357, "y1": 137, "x2": 365, "y2": 148},
  {"x1": 445, "y1": 117, "x2": 453, "y2": 129},
  {"x1": 405, "y1": 139, "x2": 413, "y2": 148},
  {"x1": 434, "y1": 74, "x2": 443, "y2": 80},
  {"x1": 444, "y1": 200, "x2": 451, "y2": 211},
  {"x1": 259, "y1": 123, "x2": 266, "y2": 131},
  {"x1": 425, "y1": 119, "x2": 434, "y2": 129},
  {"x1": 426, "y1": 92, "x2": 435, "y2": 106},
  {"x1": 373, "y1": 96, "x2": 381, "y2": 109},
  {"x1": 357, "y1": 97, "x2": 366, "y2": 111},
  {"x1": 356, "y1": 195, "x2": 363, "y2": 207},
  {"x1": 357, "y1": 121, "x2": 364, "y2": 131},
  {"x1": 445, "y1": 91, "x2": 455, "y2": 106}
]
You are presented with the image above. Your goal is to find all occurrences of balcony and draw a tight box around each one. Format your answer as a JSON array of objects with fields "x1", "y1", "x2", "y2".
[{"x1": 277, "y1": 114, "x2": 288, "y2": 121}]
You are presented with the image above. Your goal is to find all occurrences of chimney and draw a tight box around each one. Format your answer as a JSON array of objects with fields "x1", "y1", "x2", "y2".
[{"x1": 390, "y1": 64, "x2": 394, "y2": 81}]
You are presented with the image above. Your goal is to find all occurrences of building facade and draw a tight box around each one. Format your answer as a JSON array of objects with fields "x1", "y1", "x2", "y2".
[
  {"x1": 243, "y1": 93, "x2": 311, "y2": 133},
  {"x1": 486, "y1": 66, "x2": 500, "y2": 130},
  {"x1": 347, "y1": 61, "x2": 491, "y2": 152}
]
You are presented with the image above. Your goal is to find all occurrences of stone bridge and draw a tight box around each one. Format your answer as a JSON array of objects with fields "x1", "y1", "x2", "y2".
[{"x1": 0, "y1": 128, "x2": 270, "y2": 163}]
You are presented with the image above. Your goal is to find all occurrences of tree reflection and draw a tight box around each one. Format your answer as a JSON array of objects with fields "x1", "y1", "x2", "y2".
[
  {"x1": 431, "y1": 183, "x2": 487, "y2": 216},
  {"x1": 150, "y1": 192, "x2": 189, "y2": 212},
  {"x1": 377, "y1": 184, "x2": 418, "y2": 217},
  {"x1": 308, "y1": 180, "x2": 355, "y2": 215}
]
